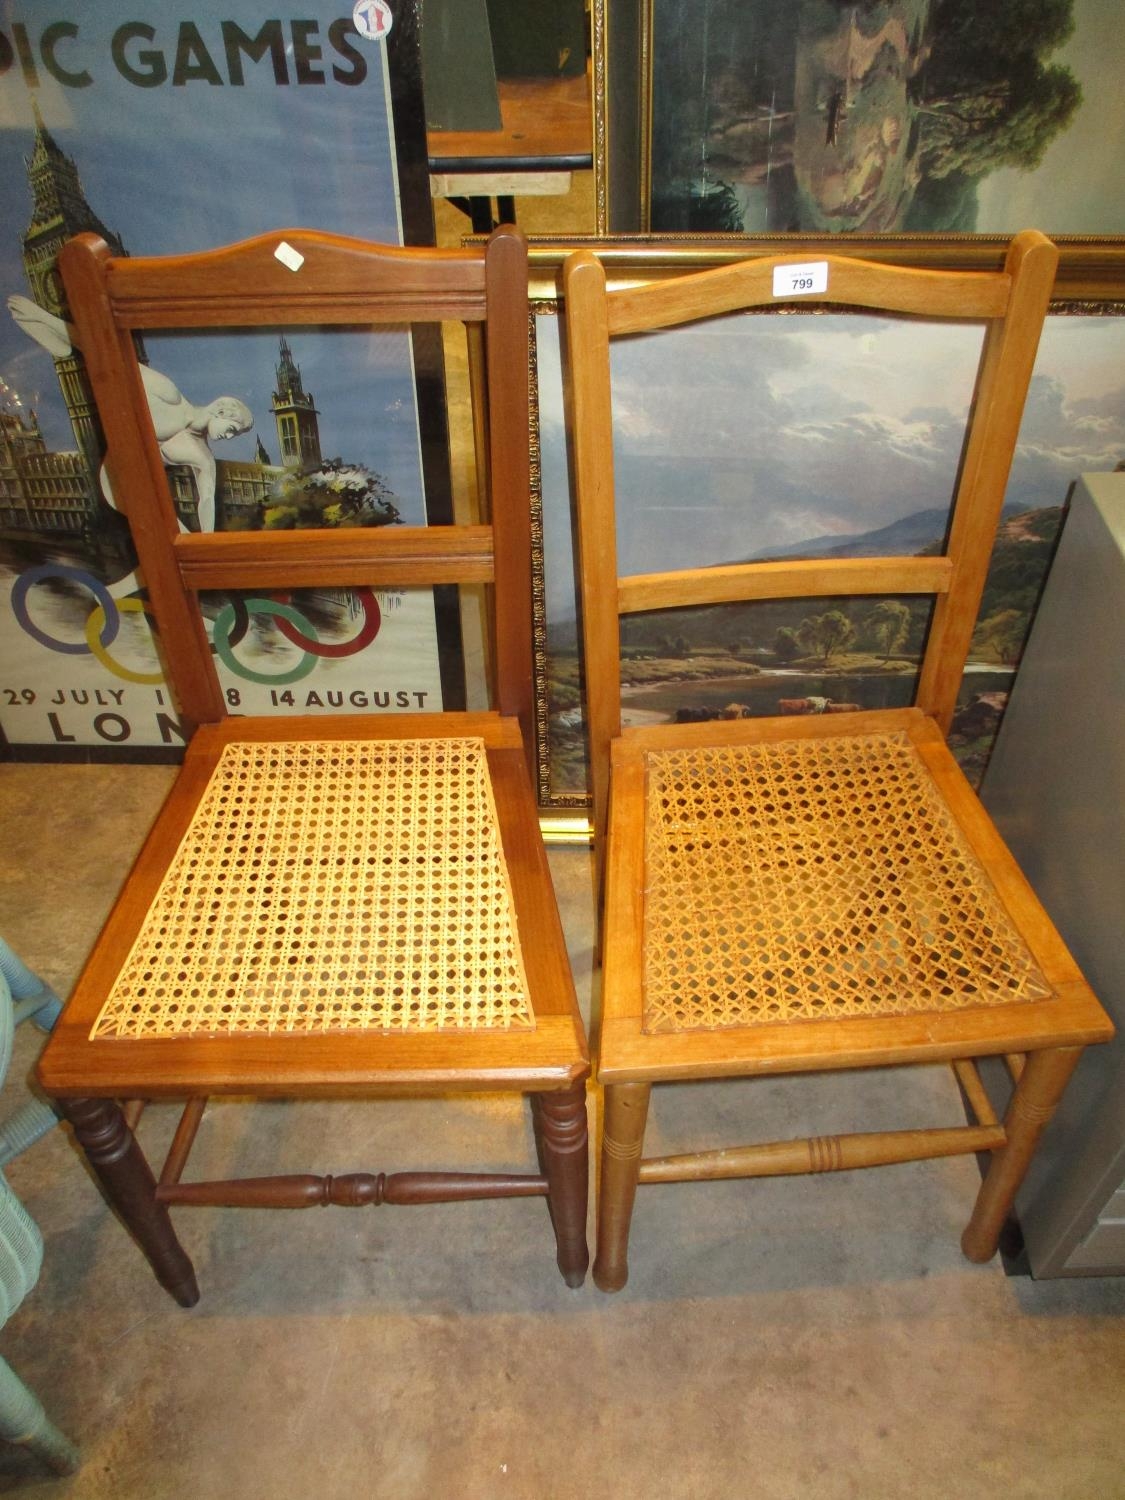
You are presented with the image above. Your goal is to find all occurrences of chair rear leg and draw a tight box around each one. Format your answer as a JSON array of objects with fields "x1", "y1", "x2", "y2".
[
  {"x1": 594, "y1": 1082, "x2": 651, "y2": 1292},
  {"x1": 0, "y1": 1356, "x2": 80, "y2": 1474},
  {"x1": 961, "y1": 1046, "x2": 1081, "y2": 1263},
  {"x1": 533, "y1": 1085, "x2": 590, "y2": 1287},
  {"x1": 60, "y1": 1098, "x2": 199, "y2": 1307}
]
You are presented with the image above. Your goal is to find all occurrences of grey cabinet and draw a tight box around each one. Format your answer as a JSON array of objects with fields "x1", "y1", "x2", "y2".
[{"x1": 980, "y1": 472, "x2": 1125, "y2": 1276}]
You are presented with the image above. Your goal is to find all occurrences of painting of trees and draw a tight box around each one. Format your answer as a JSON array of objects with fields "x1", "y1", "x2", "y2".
[
  {"x1": 263, "y1": 459, "x2": 402, "y2": 532},
  {"x1": 914, "y1": 0, "x2": 1082, "y2": 182},
  {"x1": 774, "y1": 626, "x2": 802, "y2": 662},
  {"x1": 863, "y1": 600, "x2": 912, "y2": 660},
  {"x1": 797, "y1": 609, "x2": 855, "y2": 665},
  {"x1": 974, "y1": 608, "x2": 1028, "y2": 665},
  {"x1": 647, "y1": 0, "x2": 1098, "y2": 234}
]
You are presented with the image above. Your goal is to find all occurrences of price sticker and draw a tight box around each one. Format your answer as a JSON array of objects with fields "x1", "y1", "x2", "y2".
[
  {"x1": 772, "y1": 261, "x2": 829, "y2": 298},
  {"x1": 274, "y1": 241, "x2": 305, "y2": 273}
]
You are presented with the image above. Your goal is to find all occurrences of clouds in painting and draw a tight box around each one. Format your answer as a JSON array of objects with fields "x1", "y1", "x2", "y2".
[
  {"x1": 537, "y1": 311, "x2": 1125, "y2": 617},
  {"x1": 588, "y1": 314, "x2": 987, "y2": 574},
  {"x1": 1009, "y1": 373, "x2": 1125, "y2": 510}
]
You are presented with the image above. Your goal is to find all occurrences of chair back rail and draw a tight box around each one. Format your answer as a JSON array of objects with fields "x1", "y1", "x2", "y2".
[
  {"x1": 101, "y1": 231, "x2": 491, "y2": 327},
  {"x1": 59, "y1": 226, "x2": 533, "y2": 749},
  {"x1": 606, "y1": 253, "x2": 1011, "y2": 335},
  {"x1": 562, "y1": 232, "x2": 1058, "y2": 845}
]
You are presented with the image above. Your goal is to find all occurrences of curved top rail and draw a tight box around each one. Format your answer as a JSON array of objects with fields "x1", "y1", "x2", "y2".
[
  {"x1": 597, "y1": 238, "x2": 1056, "y2": 336},
  {"x1": 60, "y1": 228, "x2": 492, "y2": 329}
]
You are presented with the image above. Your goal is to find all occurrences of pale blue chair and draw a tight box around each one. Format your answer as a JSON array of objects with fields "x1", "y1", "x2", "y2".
[{"x1": 0, "y1": 938, "x2": 79, "y2": 1475}]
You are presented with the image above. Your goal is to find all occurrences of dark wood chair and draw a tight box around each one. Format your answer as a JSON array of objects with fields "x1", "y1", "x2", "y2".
[
  {"x1": 562, "y1": 231, "x2": 1113, "y2": 1291},
  {"x1": 37, "y1": 226, "x2": 589, "y2": 1303}
]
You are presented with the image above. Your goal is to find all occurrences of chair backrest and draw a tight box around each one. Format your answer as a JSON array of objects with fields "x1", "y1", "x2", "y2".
[
  {"x1": 562, "y1": 232, "x2": 1058, "y2": 843},
  {"x1": 59, "y1": 225, "x2": 533, "y2": 758}
]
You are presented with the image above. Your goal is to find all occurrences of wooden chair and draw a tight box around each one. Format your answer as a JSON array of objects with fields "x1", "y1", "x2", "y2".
[
  {"x1": 562, "y1": 232, "x2": 1113, "y2": 1291},
  {"x1": 36, "y1": 226, "x2": 589, "y2": 1303}
]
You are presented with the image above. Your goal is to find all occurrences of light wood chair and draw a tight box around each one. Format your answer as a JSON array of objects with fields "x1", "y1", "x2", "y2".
[
  {"x1": 562, "y1": 231, "x2": 1113, "y2": 1291},
  {"x1": 37, "y1": 225, "x2": 589, "y2": 1302}
]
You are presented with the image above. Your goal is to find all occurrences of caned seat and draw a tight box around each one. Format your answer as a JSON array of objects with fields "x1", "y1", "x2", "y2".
[
  {"x1": 562, "y1": 232, "x2": 1113, "y2": 1291},
  {"x1": 91, "y1": 737, "x2": 536, "y2": 1041},
  {"x1": 641, "y1": 728, "x2": 1054, "y2": 1035},
  {"x1": 36, "y1": 226, "x2": 589, "y2": 1303}
]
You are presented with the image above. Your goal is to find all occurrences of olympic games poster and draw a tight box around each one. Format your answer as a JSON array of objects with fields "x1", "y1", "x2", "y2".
[{"x1": 0, "y1": 1, "x2": 455, "y2": 756}]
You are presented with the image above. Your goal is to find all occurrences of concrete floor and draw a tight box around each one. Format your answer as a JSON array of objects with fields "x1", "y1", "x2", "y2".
[
  {"x1": 2, "y1": 177, "x2": 1124, "y2": 1498},
  {"x1": 1, "y1": 759, "x2": 1124, "y2": 1499}
]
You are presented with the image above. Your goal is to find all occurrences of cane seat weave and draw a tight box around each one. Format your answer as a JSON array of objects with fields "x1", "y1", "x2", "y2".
[
  {"x1": 91, "y1": 737, "x2": 535, "y2": 1040},
  {"x1": 642, "y1": 730, "x2": 1053, "y2": 1035}
]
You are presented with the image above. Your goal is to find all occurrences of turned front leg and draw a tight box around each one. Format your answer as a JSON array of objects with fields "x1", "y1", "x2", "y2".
[
  {"x1": 533, "y1": 1084, "x2": 590, "y2": 1288},
  {"x1": 593, "y1": 1082, "x2": 651, "y2": 1293},
  {"x1": 961, "y1": 1047, "x2": 1081, "y2": 1263},
  {"x1": 61, "y1": 1098, "x2": 199, "y2": 1307}
]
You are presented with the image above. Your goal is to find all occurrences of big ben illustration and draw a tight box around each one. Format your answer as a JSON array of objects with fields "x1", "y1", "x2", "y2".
[{"x1": 20, "y1": 100, "x2": 133, "y2": 477}]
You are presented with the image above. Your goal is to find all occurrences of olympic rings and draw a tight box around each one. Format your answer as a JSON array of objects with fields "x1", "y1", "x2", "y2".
[
  {"x1": 11, "y1": 562, "x2": 383, "y2": 687},
  {"x1": 211, "y1": 598, "x2": 320, "y2": 685},
  {"x1": 271, "y1": 587, "x2": 382, "y2": 658},
  {"x1": 86, "y1": 600, "x2": 165, "y2": 685},
  {"x1": 11, "y1": 564, "x2": 118, "y2": 655}
]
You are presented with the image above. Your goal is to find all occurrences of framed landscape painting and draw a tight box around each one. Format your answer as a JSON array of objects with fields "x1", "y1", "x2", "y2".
[
  {"x1": 528, "y1": 252, "x2": 1125, "y2": 815},
  {"x1": 598, "y1": 0, "x2": 1125, "y2": 236}
]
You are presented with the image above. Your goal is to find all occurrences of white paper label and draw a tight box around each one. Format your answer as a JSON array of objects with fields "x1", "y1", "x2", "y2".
[
  {"x1": 772, "y1": 261, "x2": 829, "y2": 298},
  {"x1": 274, "y1": 241, "x2": 305, "y2": 273},
  {"x1": 353, "y1": 0, "x2": 393, "y2": 40}
]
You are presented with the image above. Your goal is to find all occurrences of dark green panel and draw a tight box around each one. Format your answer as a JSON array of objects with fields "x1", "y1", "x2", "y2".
[
  {"x1": 421, "y1": 0, "x2": 502, "y2": 130},
  {"x1": 485, "y1": 0, "x2": 587, "y2": 79}
]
